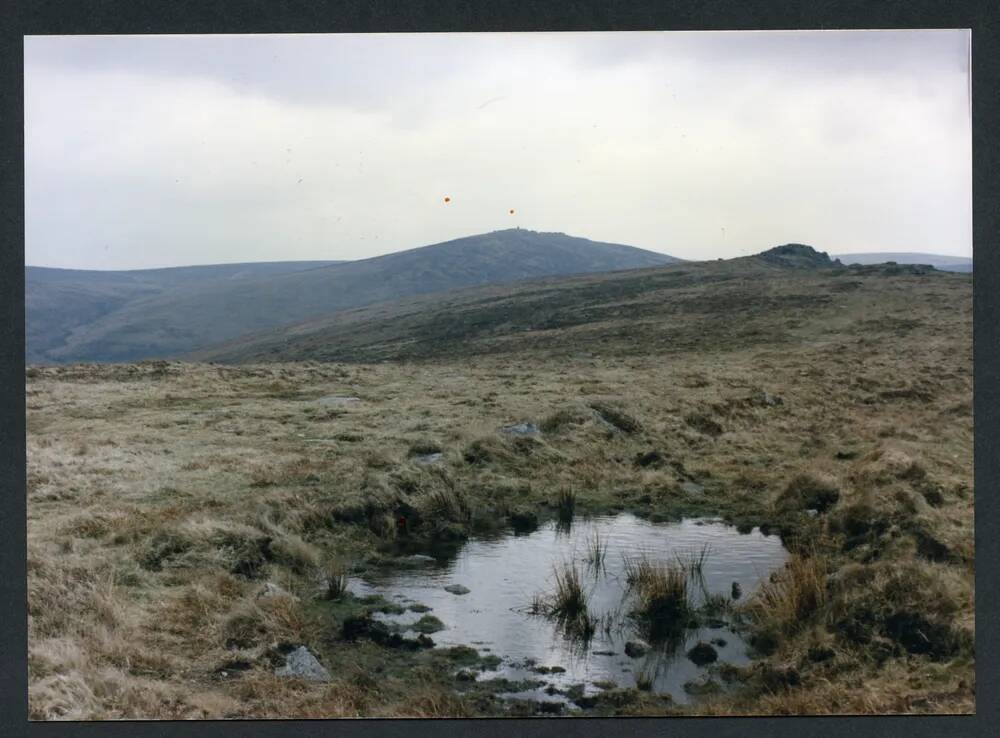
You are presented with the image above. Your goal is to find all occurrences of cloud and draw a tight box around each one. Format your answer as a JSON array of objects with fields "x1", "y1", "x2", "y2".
[{"x1": 24, "y1": 31, "x2": 970, "y2": 269}]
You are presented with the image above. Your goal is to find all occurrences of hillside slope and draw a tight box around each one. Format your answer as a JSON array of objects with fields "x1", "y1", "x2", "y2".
[
  {"x1": 195, "y1": 245, "x2": 966, "y2": 365},
  {"x1": 28, "y1": 230, "x2": 677, "y2": 363},
  {"x1": 26, "y1": 261, "x2": 341, "y2": 363}
]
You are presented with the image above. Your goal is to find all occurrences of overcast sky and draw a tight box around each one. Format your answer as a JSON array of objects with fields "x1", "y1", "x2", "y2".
[{"x1": 25, "y1": 31, "x2": 971, "y2": 270}]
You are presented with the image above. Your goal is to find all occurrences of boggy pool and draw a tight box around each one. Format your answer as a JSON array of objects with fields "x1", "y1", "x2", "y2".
[{"x1": 350, "y1": 513, "x2": 788, "y2": 705}]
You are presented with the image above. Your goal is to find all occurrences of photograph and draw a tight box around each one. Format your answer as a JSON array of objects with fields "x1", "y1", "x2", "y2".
[{"x1": 23, "y1": 30, "x2": 973, "y2": 719}]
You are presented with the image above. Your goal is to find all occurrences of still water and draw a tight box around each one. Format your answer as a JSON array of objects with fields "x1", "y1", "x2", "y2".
[{"x1": 350, "y1": 513, "x2": 788, "y2": 704}]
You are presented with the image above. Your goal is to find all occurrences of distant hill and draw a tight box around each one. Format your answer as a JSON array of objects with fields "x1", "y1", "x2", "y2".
[
  {"x1": 195, "y1": 244, "x2": 967, "y2": 365},
  {"x1": 833, "y1": 252, "x2": 971, "y2": 272},
  {"x1": 27, "y1": 229, "x2": 678, "y2": 363}
]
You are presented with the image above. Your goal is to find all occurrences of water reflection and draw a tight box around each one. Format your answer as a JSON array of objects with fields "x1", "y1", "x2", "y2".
[{"x1": 350, "y1": 513, "x2": 787, "y2": 704}]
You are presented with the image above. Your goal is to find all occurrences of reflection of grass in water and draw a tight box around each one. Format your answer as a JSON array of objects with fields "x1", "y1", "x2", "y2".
[
  {"x1": 634, "y1": 662, "x2": 656, "y2": 691},
  {"x1": 596, "y1": 605, "x2": 627, "y2": 637},
  {"x1": 554, "y1": 614, "x2": 596, "y2": 654},
  {"x1": 554, "y1": 517, "x2": 573, "y2": 536},
  {"x1": 585, "y1": 529, "x2": 608, "y2": 575},
  {"x1": 556, "y1": 488, "x2": 576, "y2": 522},
  {"x1": 530, "y1": 536, "x2": 731, "y2": 657}
]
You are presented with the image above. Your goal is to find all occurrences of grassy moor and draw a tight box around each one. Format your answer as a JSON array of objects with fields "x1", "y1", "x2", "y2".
[{"x1": 26, "y1": 243, "x2": 973, "y2": 718}]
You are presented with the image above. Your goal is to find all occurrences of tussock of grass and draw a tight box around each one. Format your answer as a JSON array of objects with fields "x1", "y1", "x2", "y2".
[
  {"x1": 418, "y1": 486, "x2": 470, "y2": 523},
  {"x1": 539, "y1": 408, "x2": 586, "y2": 433},
  {"x1": 267, "y1": 534, "x2": 321, "y2": 575},
  {"x1": 219, "y1": 606, "x2": 268, "y2": 650},
  {"x1": 744, "y1": 553, "x2": 828, "y2": 636},
  {"x1": 684, "y1": 412, "x2": 723, "y2": 437},
  {"x1": 213, "y1": 529, "x2": 274, "y2": 579},
  {"x1": 324, "y1": 563, "x2": 349, "y2": 601},
  {"x1": 409, "y1": 473, "x2": 473, "y2": 540},
  {"x1": 408, "y1": 440, "x2": 443, "y2": 457},
  {"x1": 590, "y1": 402, "x2": 642, "y2": 433},
  {"x1": 623, "y1": 555, "x2": 690, "y2": 628},
  {"x1": 549, "y1": 561, "x2": 588, "y2": 619},
  {"x1": 248, "y1": 466, "x2": 278, "y2": 488},
  {"x1": 532, "y1": 561, "x2": 596, "y2": 642},
  {"x1": 363, "y1": 449, "x2": 394, "y2": 470},
  {"x1": 827, "y1": 560, "x2": 970, "y2": 660},
  {"x1": 777, "y1": 474, "x2": 840, "y2": 513},
  {"x1": 461, "y1": 439, "x2": 495, "y2": 465},
  {"x1": 138, "y1": 529, "x2": 194, "y2": 572}
]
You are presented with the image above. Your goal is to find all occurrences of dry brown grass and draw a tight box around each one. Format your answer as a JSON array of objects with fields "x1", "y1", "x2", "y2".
[
  {"x1": 25, "y1": 276, "x2": 973, "y2": 719},
  {"x1": 744, "y1": 553, "x2": 829, "y2": 636},
  {"x1": 388, "y1": 688, "x2": 474, "y2": 718}
]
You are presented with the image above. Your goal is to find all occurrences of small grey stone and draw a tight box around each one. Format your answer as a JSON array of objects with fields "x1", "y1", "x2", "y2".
[
  {"x1": 444, "y1": 584, "x2": 470, "y2": 595},
  {"x1": 624, "y1": 639, "x2": 650, "y2": 658},
  {"x1": 760, "y1": 391, "x2": 783, "y2": 407},
  {"x1": 257, "y1": 582, "x2": 297, "y2": 600},
  {"x1": 414, "y1": 453, "x2": 443, "y2": 464},
  {"x1": 500, "y1": 422, "x2": 540, "y2": 436},
  {"x1": 683, "y1": 675, "x2": 722, "y2": 696},
  {"x1": 275, "y1": 646, "x2": 331, "y2": 683},
  {"x1": 318, "y1": 395, "x2": 361, "y2": 406}
]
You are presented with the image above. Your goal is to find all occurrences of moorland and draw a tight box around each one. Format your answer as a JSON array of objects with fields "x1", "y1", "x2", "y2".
[{"x1": 26, "y1": 238, "x2": 973, "y2": 718}]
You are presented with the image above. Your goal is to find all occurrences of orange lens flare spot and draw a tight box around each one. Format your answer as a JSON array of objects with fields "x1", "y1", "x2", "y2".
[{"x1": 443, "y1": 196, "x2": 451, "y2": 203}]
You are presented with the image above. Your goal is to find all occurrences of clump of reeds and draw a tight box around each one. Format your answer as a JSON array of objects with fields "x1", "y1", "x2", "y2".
[
  {"x1": 418, "y1": 480, "x2": 471, "y2": 524},
  {"x1": 531, "y1": 560, "x2": 596, "y2": 643},
  {"x1": 550, "y1": 560, "x2": 588, "y2": 619},
  {"x1": 324, "y1": 563, "x2": 349, "y2": 601},
  {"x1": 556, "y1": 488, "x2": 576, "y2": 522},
  {"x1": 623, "y1": 554, "x2": 691, "y2": 626}
]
